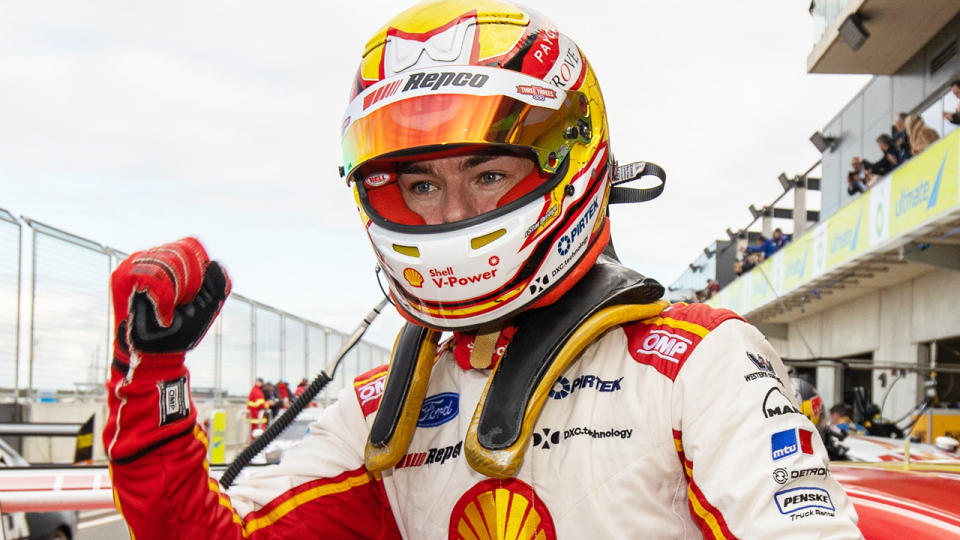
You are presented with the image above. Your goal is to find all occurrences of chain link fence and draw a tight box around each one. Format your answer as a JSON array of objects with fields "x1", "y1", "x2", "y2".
[{"x1": 1, "y1": 209, "x2": 389, "y2": 404}]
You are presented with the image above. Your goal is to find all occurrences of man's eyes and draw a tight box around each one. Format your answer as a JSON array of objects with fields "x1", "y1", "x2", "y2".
[
  {"x1": 478, "y1": 172, "x2": 505, "y2": 185},
  {"x1": 410, "y1": 181, "x2": 436, "y2": 194}
]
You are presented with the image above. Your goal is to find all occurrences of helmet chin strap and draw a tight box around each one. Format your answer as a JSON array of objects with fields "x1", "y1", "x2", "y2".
[{"x1": 468, "y1": 324, "x2": 504, "y2": 369}]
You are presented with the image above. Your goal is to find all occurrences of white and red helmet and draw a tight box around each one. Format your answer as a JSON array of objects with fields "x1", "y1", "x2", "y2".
[{"x1": 341, "y1": 0, "x2": 614, "y2": 331}]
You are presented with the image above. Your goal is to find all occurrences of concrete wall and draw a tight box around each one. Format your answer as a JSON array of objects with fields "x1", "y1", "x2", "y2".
[
  {"x1": 773, "y1": 267, "x2": 960, "y2": 422},
  {"x1": 21, "y1": 399, "x2": 256, "y2": 464}
]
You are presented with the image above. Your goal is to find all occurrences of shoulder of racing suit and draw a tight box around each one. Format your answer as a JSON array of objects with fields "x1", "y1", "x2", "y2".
[
  {"x1": 622, "y1": 302, "x2": 743, "y2": 381},
  {"x1": 353, "y1": 364, "x2": 390, "y2": 418}
]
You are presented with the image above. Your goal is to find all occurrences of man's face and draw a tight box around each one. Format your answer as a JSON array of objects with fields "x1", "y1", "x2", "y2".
[
  {"x1": 397, "y1": 153, "x2": 536, "y2": 225},
  {"x1": 773, "y1": 230, "x2": 782, "y2": 240},
  {"x1": 894, "y1": 118, "x2": 905, "y2": 130},
  {"x1": 851, "y1": 157, "x2": 861, "y2": 170},
  {"x1": 952, "y1": 84, "x2": 960, "y2": 98}
]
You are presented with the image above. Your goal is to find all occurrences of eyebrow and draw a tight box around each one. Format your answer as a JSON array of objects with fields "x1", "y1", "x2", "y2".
[{"x1": 396, "y1": 154, "x2": 506, "y2": 175}]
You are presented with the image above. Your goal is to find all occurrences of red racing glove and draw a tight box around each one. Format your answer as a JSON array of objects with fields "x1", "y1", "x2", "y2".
[{"x1": 103, "y1": 238, "x2": 231, "y2": 462}]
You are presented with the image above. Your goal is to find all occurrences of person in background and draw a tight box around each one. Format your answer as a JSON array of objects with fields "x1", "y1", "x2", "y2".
[
  {"x1": 874, "y1": 133, "x2": 900, "y2": 174},
  {"x1": 262, "y1": 381, "x2": 279, "y2": 421},
  {"x1": 276, "y1": 379, "x2": 291, "y2": 409},
  {"x1": 294, "y1": 377, "x2": 307, "y2": 398},
  {"x1": 246, "y1": 377, "x2": 268, "y2": 441},
  {"x1": 745, "y1": 234, "x2": 775, "y2": 261},
  {"x1": 829, "y1": 403, "x2": 866, "y2": 435},
  {"x1": 847, "y1": 171, "x2": 868, "y2": 196},
  {"x1": 892, "y1": 112, "x2": 911, "y2": 160},
  {"x1": 906, "y1": 113, "x2": 940, "y2": 155},
  {"x1": 771, "y1": 227, "x2": 790, "y2": 251},
  {"x1": 942, "y1": 80, "x2": 960, "y2": 126}
]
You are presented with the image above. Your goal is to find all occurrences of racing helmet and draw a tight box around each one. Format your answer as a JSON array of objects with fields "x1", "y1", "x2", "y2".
[
  {"x1": 791, "y1": 377, "x2": 826, "y2": 431},
  {"x1": 341, "y1": 0, "x2": 614, "y2": 331}
]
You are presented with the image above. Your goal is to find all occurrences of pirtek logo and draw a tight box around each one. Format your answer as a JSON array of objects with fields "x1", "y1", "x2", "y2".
[
  {"x1": 549, "y1": 374, "x2": 623, "y2": 400},
  {"x1": 362, "y1": 79, "x2": 402, "y2": 110},
  {"x1": 634, "y1": 330, "x2": 691, "y2": 363},
  {"x1": 402, "y1": 71, "x2": 489, "y2": 92}
]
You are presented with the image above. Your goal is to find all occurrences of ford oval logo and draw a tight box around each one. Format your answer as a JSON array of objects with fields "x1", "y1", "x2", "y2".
[{"x1": 418, "y1": 392, "x2": 459, "y2": 427}]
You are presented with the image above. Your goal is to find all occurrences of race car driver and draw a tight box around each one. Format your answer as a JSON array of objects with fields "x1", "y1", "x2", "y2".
[{"x1": 104, "y1": 1, "x2": 862, "y2": 538}]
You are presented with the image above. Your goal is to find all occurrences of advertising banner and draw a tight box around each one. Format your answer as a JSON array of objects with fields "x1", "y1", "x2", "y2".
[
  {"x1": 888, "y1": 130, "x2": 959, "y2": 236},
  {"x1": 825, "y1": 193, "x2": 869, "y2": 269},
  {"x1": 780, "y1": 232, "x2": 813, "y2": 291}
]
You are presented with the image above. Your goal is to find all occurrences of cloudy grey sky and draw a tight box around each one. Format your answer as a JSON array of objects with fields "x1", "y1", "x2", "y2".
[{"x1": 0, "y1": 1, "x2": 869, "y2": 347}]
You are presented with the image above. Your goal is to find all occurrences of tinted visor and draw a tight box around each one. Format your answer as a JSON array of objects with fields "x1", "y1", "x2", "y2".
[{"x1": 341, "y1": 66, "x2": 590, "y2": 180}]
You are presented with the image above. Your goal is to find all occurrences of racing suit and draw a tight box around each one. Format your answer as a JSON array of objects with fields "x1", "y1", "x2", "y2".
[
  {"x1": 107, "y1": 303, "x2": 862, "y2": 539},
  {"x1": 248, "y1": 384, "x2": 269, "y2": 440}
]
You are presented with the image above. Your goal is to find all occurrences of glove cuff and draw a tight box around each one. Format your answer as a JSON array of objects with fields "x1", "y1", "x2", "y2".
[{"x1": 104, "y1": 360, "x2": 197, "y2": 462}]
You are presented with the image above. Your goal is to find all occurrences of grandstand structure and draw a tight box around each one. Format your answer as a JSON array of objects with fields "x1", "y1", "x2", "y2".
[{"x1": 673, "y1": 0, "x2": 960, "y2": 437}]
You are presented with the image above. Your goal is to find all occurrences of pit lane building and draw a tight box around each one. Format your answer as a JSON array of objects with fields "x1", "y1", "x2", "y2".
[{"x1": 674, "y1": 1, "x2": 960, "y2": 440}]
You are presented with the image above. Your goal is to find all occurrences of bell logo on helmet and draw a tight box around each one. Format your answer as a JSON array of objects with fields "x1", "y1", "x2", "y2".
[
  {"x1": 403, "y1": 268, "x2": 424, "y2": 288},
  {"x1": 364, "y1": 172, "x2": 394, "y2": 188}
]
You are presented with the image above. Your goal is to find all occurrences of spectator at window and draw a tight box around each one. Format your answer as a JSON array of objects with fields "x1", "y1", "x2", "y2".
[
  {"x1": 875, "y1": 133, "x2": 901, "y2": 172},
  {"x1": 849, "y1": 157, "x2": 870, "y2": 184},
  {"x1": 906, "y1": 113, "x2": 940, "y2": 155},
  {"x1": 706, "y1": 279, "x2": 719, "y2": 298},
  {"x1": 942, "y1": 80, "x2": 960, "y2": 126},
  {"x1": 847, "y1": 171, "x2": 867, "y2": 196},
  {"x1": 771, "y1": 228, "x2": 790, "y2": 251},
  {"x1": 744, "y1": 235, "x2": 775, "y2": 261},
  {"x1": 892, "y1": 112, "x2": 911, "y2": 160}
]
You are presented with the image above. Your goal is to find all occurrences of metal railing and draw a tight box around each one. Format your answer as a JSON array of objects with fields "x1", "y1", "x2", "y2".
[{"x1": 1, "y1": 209, "x2": 389, "y2": 403}]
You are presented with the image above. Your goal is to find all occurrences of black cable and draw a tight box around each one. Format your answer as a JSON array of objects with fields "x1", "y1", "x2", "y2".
[{"x1": 219, "y1": 298, "x2": 388, "y2": 490}]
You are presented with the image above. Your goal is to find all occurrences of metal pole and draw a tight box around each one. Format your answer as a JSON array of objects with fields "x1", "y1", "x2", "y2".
[
  {"x1": 27, "y1": 228, "x2": 37, "y2": 403},
  {"x1": 104, "y1": 251, "x2": 112, "y2": 385},
  {"x1": 250, "y1": 303, "x2": 256, "y2": 387},
  {"x1": 303, "y1": 320, "x2": 309, "y2": 386},
  {"x1": 13, "y1": 219, "x2": 22, "y2": 410},
  {"x1": 214, "y1": 313, "x2": 223, "y2": 404},
  {"x1": 279, "y1": 314, "x2": 286, "y2": 381}
]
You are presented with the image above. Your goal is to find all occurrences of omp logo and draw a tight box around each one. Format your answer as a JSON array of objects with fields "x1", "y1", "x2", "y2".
[
  {"x1": 634, "y1": 330, "x2": 691, "y2": 363},
  {"x1": 895, "y1": 154, "x2": 946, "y2": 217},
  {"x1": 549, "y1": 374, "x2": 623, "y2": 399},
  {"x1": 515, "y1": 85, "x2": 557, "y2": 101},
  {"x1": 356, "y1": 377, "x2": 385, "y2": 407},
  {"x1": 762, "y1": 387, "x2": 802, "y2": 418},
  {"x1": 362, "y1": 79, "x2": 402, "y2": 110},
  {"x1": 394, "y1": 441, "x2": 462, "y2": 469},
  {"x1": 402, "y1": 71, "x2": 489, "y2": 92},
  {"x1": 417, "y1": 392, "x2": 458, "y2": 427},
  {"x1": 771, "y1": 427, "x2": 814, "y2": 461},
  {"x1": 775, "y1": 487, "x2": 835, "y2": 515}
]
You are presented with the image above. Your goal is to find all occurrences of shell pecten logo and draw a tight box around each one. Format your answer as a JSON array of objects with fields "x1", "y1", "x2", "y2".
[
  {"x1": 449, "y1": 478, "x2": 556, "y2": 540},
  {"x1": 403, "y1": 267, "x2": 424, "y2": 288}
]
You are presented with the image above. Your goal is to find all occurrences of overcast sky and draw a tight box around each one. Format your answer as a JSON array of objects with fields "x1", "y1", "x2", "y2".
[{"x1": 0, "y1": 1, "x2": 870, "y2": 347}]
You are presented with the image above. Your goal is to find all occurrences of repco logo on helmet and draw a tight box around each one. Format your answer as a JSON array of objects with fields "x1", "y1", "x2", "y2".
[{"x1": 403, "y1": 71, "x2": 489, "y2": 92}]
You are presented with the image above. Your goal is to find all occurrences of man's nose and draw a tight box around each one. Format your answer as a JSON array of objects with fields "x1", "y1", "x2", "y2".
[{"x1": 440, "y1": 193, "x2": 475, "y2": 224}]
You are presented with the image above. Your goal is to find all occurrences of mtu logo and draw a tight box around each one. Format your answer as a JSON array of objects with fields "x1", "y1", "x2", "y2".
[
  {"x1": 418, "y1": 393, "x2": 459, "y2": 427},
  {"x1": 771, "y1": 427, "x2": 814, "y2": 461}
]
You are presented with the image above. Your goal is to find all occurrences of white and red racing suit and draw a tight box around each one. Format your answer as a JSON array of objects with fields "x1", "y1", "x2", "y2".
[{"x1": 107, "y1": 303, "x2": 862, "y2": 538}]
